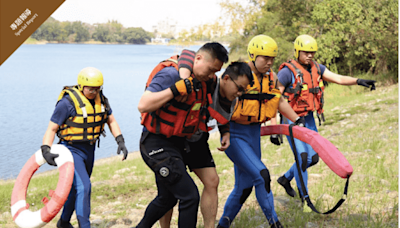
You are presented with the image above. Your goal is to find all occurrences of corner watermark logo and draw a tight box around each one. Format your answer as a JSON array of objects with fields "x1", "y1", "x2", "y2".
[{"x1": 10, "y1": 8, "x2": 38, "y2": 37}]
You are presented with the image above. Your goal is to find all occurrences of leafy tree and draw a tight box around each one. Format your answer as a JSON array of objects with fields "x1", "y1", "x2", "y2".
[
  {"x1": 220, "y1": 0, "x2": 398, "y2": 76},
  {"x1": 92, "y1": 24, "x2": 110, "y2": 42},
  {"x1": 122, "y1": 27, "x2": 152, "y2": 44},
  {"x1": 311, "y1": 0, "x2": 398, "y2": 75}
]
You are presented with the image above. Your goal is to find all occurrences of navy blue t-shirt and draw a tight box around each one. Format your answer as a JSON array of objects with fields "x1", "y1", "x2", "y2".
[
  {"x1": 143, "y1": 67, "x2": 180, "y2": 132},
  {"x1": 50, "y1": 94, "x2": 112, "y2": 152},
  {"x1": 147, "y1": 66, "x2": 180, "y2": 93},
  {"x1": 277, "y1": 64, "x2": 326, "y2": 88}
]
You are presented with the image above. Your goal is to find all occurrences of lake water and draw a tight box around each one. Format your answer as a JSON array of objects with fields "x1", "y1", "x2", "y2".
[{"x1": 0, "y1": 43, "x2": 206, "y2": 179}]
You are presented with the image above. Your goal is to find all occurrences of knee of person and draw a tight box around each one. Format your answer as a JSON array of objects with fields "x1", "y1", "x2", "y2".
[
  {"x1": 204, "y1": 173, "x2": 219, "y2": 189},
  {"x1": 300, "y1": 152, "x2": 308, "y2": 172},
  {"x1": 260, "y1": 169, "x2": 271, "y2": 193},
  {"x1": 155, "y1": 195, "x2": 178, "y2": 208},
  {"x1": 189, "y1": 191, "x2": 200, "y2": 205},
  {"x1": 310, "y1": 154, "x2": 319, "y2": 167},
  {"x1": 77, "y1": 181, "x2": 91, "y2": 195},
  {"x1": 239, "y1": 187, "x2": 253, "y2": 204}
]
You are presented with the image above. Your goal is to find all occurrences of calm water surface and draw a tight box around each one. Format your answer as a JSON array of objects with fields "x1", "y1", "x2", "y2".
[{"x1": 0, "y1": 44, "x2": 203, "y2": 179}]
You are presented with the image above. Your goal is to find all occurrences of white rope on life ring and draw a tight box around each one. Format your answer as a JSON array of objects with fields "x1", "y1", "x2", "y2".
[{"x1": 11, "y1": 144, "x2": 74, "y2": 228}]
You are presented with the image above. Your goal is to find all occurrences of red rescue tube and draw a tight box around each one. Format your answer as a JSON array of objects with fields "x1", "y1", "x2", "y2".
[
  {"x1": 261, "y1": 124, "x2": 353, "y2": 178},
  {"x1": 11, "y1": 144, "x2": 74, "y2": 228}
]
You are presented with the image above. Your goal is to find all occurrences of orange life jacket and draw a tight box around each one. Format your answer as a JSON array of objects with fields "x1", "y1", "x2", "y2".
[
  {"x1": 231, "y1": 69, "x2": 281, "y2": 125},
  {"x1": 141, "y1": 56, "x2": 228, "y2": 138},
  {"x1": 279, "y1": 60, "x2": 324, "y2": 117}
]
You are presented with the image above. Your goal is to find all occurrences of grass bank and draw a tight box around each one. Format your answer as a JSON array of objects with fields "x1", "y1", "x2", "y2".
[{"x1": 0, "y1": 82, "x2": 397, "y2": 227}]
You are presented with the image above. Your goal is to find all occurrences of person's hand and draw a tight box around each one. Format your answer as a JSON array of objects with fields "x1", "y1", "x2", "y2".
[
  {"x1": 41, "y1": 145, "x2": 59, "y2": 166},
  {"x1": 115, "y1": 135, "x2": 128, "y2": 160},
  {"x1": 170, "y1": 78, "x2": 193, "y2": 97},
  {"x1": 270, "y1": 134, "x2": 281, "y2": 146},
  {"x1": 218, "y1": 133, "x2": 230, "y2": 151},
  {"x1": 294, "y1": 117, "x2": 305, "y2": 127},
  {"x1": 357, "y1": 79, "x2": 376, "y2": 91}
]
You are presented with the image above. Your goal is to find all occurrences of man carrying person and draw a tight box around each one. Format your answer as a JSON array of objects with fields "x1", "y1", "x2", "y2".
[
  {"x1": 159, "y1": 54, "x2": 253, "y2": 228},
  {"x1": 135, "y1": 42, "x2": 229, "y2": 228}
]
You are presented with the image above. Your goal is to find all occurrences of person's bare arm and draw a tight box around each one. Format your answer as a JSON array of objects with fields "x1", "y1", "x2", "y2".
[{"x1": 137, "y1": 90, "x2": 174, "y2": 113}]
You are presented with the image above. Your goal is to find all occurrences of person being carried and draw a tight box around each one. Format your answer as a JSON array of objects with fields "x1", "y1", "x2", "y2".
[
  {"x1": 135, "y1": 42, "x2": 229, "y2": 228},
  {"x1": 159, "y1": 55, "x2": 253, "y2": 228},
  {"x1": 41, "y1": 67, "x2": 128, "y2": 228},
  {"x1": 276, "y1": 34, "x2": 375, "y2": 211},
  {"x1": 217, "y1": 35, "x2": 305, "y2": 228}
]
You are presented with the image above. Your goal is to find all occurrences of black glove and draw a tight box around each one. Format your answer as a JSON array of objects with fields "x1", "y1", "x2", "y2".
[
  {"x1": 41, "y1": 145, "x2": 59, "y2": 166},
  {"x1": 294, "y1": 117, "x2": 305, "y2": 127},
  {"x1": 357, "y1": 79, "x2": 376, "y2": 91},
  {"x1": 270, "y1": 134, "x2": 281, "y2": 146},
  {"x1": 170, "y1": 78, "x2": 193, "y2": 97},
  {"x1": 116, "y1": 134, "x2": 128, "y2": 160}
]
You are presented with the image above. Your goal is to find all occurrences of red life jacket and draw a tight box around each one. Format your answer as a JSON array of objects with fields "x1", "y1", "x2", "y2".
[
  {"x1": 279, "y1": 60, "x2": 324, "y2": 117},
  {"x1": 141, "y1": 55, "x2": 228, "y2": 138}
]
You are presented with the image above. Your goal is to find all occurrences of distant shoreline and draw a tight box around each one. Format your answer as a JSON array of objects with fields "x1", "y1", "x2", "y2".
[{"x1": 23, "y1": 40, "x2": 228, "y2": 47}]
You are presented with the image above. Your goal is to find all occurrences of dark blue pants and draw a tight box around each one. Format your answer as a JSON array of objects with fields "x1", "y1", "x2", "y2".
[
  {"x1": 219, "y1": 122, "x2": 279, "y2": 227},
  {"x1": 60, "y1": 141, "x2": 95, "y2": 228},
  {"x1": 282, "y1": 113, "x2": 318, "y2": 198}
]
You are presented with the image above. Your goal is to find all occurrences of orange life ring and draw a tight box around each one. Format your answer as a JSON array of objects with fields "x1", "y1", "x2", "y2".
[{"x1": 11, "y1": 144, "x2": 74, "y2": 228}]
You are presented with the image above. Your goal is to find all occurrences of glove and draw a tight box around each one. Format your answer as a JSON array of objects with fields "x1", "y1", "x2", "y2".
[
  {"x1": 170, "y1": 78, "x2": 193, "y2": 97},
  {"x1": 270, "y1": 134, "x2": 281, "y2": 146},
  {"x1": 357, "y1": 79, "x2": 376, "y2": 91},
  {"x1": 294, "y1": 117, "x2": 305, "y2": 127},
  {"x1": 41, "y1": 145, "x2": 59, "y2": 166},
  {"x1": 116, "y1": 134, "x2": 128, "y2": 160}
]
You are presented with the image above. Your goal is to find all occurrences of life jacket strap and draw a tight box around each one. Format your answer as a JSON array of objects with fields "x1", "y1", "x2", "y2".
[
  {"x1": 66, "y1": 88, "x2": 87, "y2": 118},
  {"x1": 309, "y1": 87, "x2": 322, "y2": 94},
  {"x1": 64, "y1": 118, "x2": 108, "y2": 128},
  {"x1": 240, "y1": 93, "x2": 276, "y2": 101}
]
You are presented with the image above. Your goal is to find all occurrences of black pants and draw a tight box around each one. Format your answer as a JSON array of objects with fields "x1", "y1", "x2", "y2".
[{"x1": 136, "y1": 132, "x2": 200, "y2": 228}]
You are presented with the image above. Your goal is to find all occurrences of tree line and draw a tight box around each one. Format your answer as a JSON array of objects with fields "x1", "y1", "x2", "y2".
[
  {"x1": 219, "y1": 0, "x2": 398, "y2": 77},
  {"x1": 30, "y1": 17, "x2": 153, "y2": 44}
]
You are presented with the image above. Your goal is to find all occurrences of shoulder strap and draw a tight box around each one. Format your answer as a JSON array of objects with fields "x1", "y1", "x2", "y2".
[
  {"x1": 288, "y1": 124, "x2": 350, "y2": 214},
  {"x1": 66, "y1": 87, "x2": 87, "y2": 118},
  {"x1": 312, "y1": 60, "x2": 321, "y2": 76}
]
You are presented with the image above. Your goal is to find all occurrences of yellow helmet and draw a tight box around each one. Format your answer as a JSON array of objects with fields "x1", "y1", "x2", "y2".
[
  {"x1": 77, "y1": 67, "x2": 104, "y2": 91},
  {"x1": 247, "y1": 35, "x2": 278, "y2": 62},
  {"x1": 294, "y1": 34, "x2": 318, "y2": 59}
]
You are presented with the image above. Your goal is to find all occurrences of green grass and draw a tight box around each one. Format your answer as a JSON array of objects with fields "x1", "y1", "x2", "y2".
[{"x1": 0, "y1": 81, "x2": 397, "y2": 227}]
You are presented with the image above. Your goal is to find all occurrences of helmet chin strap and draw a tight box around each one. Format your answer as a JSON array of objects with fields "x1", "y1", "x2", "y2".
[{"x1": 252, "y1": 60, "x2": 260, "y2": 72}]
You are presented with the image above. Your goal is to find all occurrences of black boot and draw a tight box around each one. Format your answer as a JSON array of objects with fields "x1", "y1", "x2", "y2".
[
  {"x1": 57, "y1": 218, "x2": 74, "y2": 228},
  {"x1": 277, "y1": 175, "x2": 296, "y2": 197},
  {"x1": 217, "y1": 225, "x2": 228, "y2": 228},
  {"x1": 270, "y1": 220, "x2": 284, "y2": 228}
]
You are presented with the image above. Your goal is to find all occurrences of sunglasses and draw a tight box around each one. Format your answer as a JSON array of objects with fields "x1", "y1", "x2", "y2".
[
  {"x1": 84, "y1": 86, "x2": 102, "y2": 93},
  {"x1": 230, "y1": 77, "x2": 246, "y2": 92}
]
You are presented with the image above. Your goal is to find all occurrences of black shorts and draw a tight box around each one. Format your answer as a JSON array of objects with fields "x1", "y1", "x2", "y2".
[{"x1": 183, "y1": 132, "x2": 216, "y2": 171}]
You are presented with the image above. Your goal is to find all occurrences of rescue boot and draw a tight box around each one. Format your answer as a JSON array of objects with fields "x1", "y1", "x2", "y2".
[
  {"x1": 277, "y1": 175, "x2": 296, "y2": 198},
  {"x1": 270, "y1": 220, "x2": 284, "y2": 228},
  {"x1": 57, "y1": 218, "x2": 74, "y2": 228}
]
